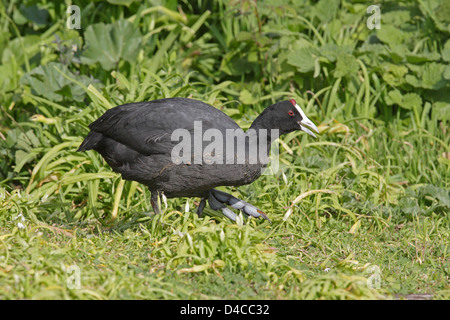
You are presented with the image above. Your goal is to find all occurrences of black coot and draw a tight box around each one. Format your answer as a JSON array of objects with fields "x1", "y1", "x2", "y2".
[{"x1": 78, "y1": 98, "x2": 319, "y2": 222}]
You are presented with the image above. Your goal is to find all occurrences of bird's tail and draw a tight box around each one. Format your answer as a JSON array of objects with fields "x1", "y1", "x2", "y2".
[{"x1": 77, "y1": 131, "x2": 103, "y2": 152}]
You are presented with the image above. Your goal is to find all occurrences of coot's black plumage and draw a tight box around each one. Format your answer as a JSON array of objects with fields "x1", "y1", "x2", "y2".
[{"x1": 78, "y1": 97, "x2": 319, "y2": 222}]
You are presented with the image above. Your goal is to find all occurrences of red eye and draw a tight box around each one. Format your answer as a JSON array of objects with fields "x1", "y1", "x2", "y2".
[{"x1": 288, "y1": 110, "x2": 295, "y2": 116}]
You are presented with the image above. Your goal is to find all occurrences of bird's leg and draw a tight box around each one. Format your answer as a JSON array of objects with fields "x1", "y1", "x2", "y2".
[
  {"x1": 208, "y1": 191, "x2": 237, "y2": 221},
  {"x1": 197, "y1": 197, "x2": 207, "y2": 217},
  {"x1": 211, "y1": 189, "x2": 271, "y2": 223},
  {"x1": 150, "y1": 191, "x2": 161, "y2": 215}
]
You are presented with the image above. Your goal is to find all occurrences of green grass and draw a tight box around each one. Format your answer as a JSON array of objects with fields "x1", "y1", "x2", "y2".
[{"x1": 0, "y1": 0, "x2": 449, "y2": 300}]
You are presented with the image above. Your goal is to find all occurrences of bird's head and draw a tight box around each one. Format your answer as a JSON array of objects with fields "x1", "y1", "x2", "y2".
[{"x1": 263, "y1": 99, "x2": 319, "y2": 137}]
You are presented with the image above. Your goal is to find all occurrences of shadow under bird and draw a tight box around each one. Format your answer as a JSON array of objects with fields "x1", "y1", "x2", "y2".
[{"x1": 78, "y1": 97, "x2": 319, "y2": 222}]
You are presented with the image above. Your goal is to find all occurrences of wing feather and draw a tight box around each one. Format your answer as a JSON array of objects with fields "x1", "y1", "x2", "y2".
[{"x1": 88, "y1": 98, "x2": 240, "y2": 156}]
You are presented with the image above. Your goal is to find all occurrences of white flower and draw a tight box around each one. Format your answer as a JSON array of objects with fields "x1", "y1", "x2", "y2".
[{"x1": 14, "y1": 213, "x2": 26, "y2": 229}]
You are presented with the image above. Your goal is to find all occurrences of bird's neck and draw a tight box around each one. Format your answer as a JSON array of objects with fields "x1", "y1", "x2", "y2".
[
  {"x1": 248, "y1": 108, "x2": 280, "y2": 147},
  {"x1": 246, "y1": 110, "x2": 281, "y2": 164}
]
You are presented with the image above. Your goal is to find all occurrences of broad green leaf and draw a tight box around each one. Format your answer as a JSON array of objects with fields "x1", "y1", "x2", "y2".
[
  {"x1": 444, "y1": 65, "x2": 450, "y2": 80},
  {"x1": 16, "y1": 130, "x2": 40, "y2": 152},
  {"x1": 359, "y1": 43, "x2": 388, "y2": 56},
  {"x1": 434, "y1": 0, "x2": 450, "y2": 33},
  {"x1": 319, "y1": 44, "x2": 352, "y2": 63},
  {"x1": 381, "y1": 8, "x2": 412, "y2": 26},
  {"x1": 236, "y1": 31, "x2": 253, "y2": 42},
  {"x1": 405, "y1": 62, "x2": 448, "y2": 90},
  {"x1": 220, "y1": 49, "x2": 258, "y2": 76},
  {"x1": 377, "y1": 26, "x2": 409, "y2": 46},
  {"x1": 419, "y1": 0, "x2": 450, "y2": 33},
  {"x1": 1, "y1": 35, "x2": 41, "y2": 67},
  {"x1": 385, "y1": 90, "x2": 403, "y2": 106},
  {"x1": 406, "y1": 51, "x2": 441, "y2": 63},
  {"x1": 418, "y1": 185, "x2": 450, "y2": 208},
  {"x1": 442, "y1": 40, "x2": 450, "y2": 62},
  {"x1": 402, "y1": 93, "x2": 423, "y2": 111},
  {"x1": 287, "y1": 47, "x2": 319, "y2": 73},
  {"x1": 334, "y1": 54, "x2": 359, "y2": 78},
  {"x1": 382, "y1": 63, "x2": 408, "y2": 87},
  {"x1": 315, "y1": 0, "x2": 338, "y2": 23},
  {"x1": 239, "y1": 89, "x2": 254, "y2": 105},
  {"x1": 388, "y1": 45, "x2": 408, "y2": 64},
  {"x1": 398, "y1": 197, "x2": 420, "y2": 215},
  {"x1": 14, "y1": 149, "x2": 39, "y2": 174},
  {"x1": 386, "y1": 90, "x2": 422, "y2": 111},
  {"x1": 81, "y1": 20, "x2": 142, "y2": 70},
  {"x1": 19, "y1": 4, "x2": 49, "y2": 27},
  {"x1": 0, "y1": 54, "x2": 20, "y2": 92},
  {"x1": 433, "y1": 102, "x2": 450, "y2": 121},
  {"x1": 21, "y1": 62, "x2": 99, "y2": 102}
]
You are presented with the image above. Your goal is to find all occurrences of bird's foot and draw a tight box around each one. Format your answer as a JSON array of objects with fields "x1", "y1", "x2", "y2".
[{"x1": 209, "y1": 189, "x2": 271, "y2": 223}]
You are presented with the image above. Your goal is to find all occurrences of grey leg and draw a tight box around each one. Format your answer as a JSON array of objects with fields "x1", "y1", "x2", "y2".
[
  {"x1": 197, "y1": 197, "x2": 207, "y2": 217},
  {"x1": 208, "y1": 191, "x2": 237, "y2": 221},
  {"x1": 150, "y1": 191, "x2": 161, "y2": 215},
  {"x1": 210, "y1": 189, "x2": 271, "y2": 223}
]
